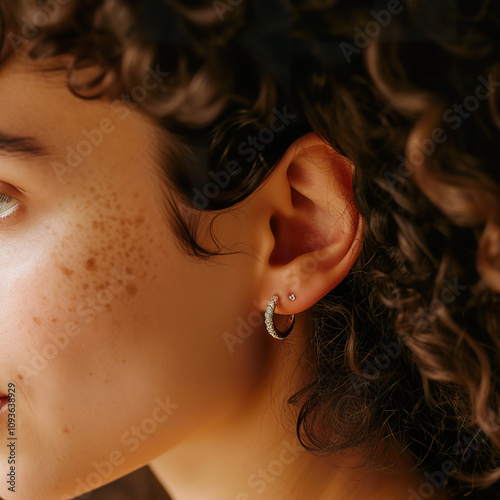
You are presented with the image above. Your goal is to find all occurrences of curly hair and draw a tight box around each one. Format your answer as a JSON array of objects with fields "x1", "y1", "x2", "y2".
[{"x1": 3, "y1": 0, "x2": 500, "y2": 497}]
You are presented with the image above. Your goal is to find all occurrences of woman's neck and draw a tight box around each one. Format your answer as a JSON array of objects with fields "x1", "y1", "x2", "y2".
[{"x1": 149, "y1": 319, "x2": 449, "y2": 500}]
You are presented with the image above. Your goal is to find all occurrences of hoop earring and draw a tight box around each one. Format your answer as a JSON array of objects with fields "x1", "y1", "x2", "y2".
[{"x1": 264, "y1": 294, "x2": 296, "y2": 340}]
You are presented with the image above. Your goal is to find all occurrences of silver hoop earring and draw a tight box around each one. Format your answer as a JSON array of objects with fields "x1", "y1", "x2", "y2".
[{"x1": 264, "y1": 295, "x2": 295, "y2": 340}]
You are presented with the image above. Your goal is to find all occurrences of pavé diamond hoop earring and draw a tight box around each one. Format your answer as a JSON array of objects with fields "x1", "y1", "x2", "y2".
[{"x1": 264, "y1": 294, "x2": 296, "y2": 340}]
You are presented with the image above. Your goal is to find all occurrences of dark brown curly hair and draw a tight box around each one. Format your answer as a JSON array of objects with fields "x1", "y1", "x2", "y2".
[{"x1": 2, "y1": 0, "x2": 500, "y2": 498}]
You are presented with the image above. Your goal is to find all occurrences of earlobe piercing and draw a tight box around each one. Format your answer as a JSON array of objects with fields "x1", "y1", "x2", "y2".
[{"x1": 264, "y1": 294, "x2": 296, "y2": 340}]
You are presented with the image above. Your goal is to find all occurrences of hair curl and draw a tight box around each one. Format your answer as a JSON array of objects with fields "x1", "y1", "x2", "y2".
[{"x1": 2, "y1": 0, "x2": 500, "y2": 497}]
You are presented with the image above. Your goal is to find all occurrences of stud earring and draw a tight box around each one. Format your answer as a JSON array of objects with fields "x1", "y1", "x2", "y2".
[{"x1": 264, "y1": 294, "x2": 296, "y2": 340}]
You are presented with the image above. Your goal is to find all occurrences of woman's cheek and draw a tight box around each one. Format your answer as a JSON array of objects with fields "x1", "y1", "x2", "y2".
[
  {"x1": 8, "y1": 235, "x2": 165, "y2": 453},
  {"x1": 8, "y1": 202, "x2": 157, "y2": 392}
]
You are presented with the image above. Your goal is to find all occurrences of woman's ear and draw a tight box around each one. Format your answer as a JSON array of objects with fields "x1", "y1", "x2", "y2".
[{"x1": 252, "y1": 132, "x2": 364, "y2": 316}]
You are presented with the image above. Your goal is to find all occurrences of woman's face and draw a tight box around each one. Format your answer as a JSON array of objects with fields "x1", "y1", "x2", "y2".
[{"x1": 0, "y1": 52, "x2": 271, "y2": 499}]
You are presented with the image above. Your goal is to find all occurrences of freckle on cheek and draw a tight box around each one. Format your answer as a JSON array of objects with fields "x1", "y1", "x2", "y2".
[
  {"x1": 60, "y1": 265, "x2": 74, "y2": 278},
  {"x1": 17, "y1": 374, "x2": 23, "y2": 381},
  {"x1": 33, "y1": 317, "x2": 41, "y2": 326},
  {"x1": 97, "y1": 281, "x2": 110, "y2": 290},
  {"x1": 126, "y1": 284, "x2": 137, "y2": 296},
  {"x1": 85, "y1": 258, "x2": 97, "y2": 271}
]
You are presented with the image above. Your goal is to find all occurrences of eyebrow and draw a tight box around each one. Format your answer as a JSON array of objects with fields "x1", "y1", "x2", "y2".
[{"x1": 0, "y1": 133, "x2": 49, "y2": 159}]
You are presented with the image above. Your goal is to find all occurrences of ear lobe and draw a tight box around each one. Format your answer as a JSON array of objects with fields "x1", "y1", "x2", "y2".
[{"x1": 258, "y1": 132, "x2": 364, "y2": 316}]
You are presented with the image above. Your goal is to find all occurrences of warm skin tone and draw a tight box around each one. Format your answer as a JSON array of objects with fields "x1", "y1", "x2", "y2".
[{"x1": 0, "y1": 50, "x2": 450, "y2": 500}]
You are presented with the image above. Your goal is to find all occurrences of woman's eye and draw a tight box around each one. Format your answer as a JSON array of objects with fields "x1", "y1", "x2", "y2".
[{"x1": 0, "y1": 192, "x2": 22, "y2": 224}]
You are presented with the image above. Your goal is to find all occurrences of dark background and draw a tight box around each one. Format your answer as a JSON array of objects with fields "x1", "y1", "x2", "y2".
[{"x1": 72, "y1": 467, "x2": 172, "y2": 500}]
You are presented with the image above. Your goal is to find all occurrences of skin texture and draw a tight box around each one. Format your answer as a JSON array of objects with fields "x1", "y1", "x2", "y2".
[{"x1": 0, "y1": 50, "x2": 447, "y2": 500}]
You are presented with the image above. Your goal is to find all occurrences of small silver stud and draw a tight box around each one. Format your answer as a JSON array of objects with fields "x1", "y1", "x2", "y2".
[{"x1": 288, "y1": 293, "x2": 296, "y2": 301}]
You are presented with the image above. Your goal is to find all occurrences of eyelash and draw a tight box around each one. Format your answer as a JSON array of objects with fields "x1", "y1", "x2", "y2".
[{"x1": 0, "y1": 186, "x2": 25, "y2": 227}]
